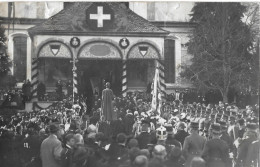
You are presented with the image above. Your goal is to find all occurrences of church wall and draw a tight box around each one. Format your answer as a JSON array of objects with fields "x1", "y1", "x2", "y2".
[
  {"x1": 129, "y1": 2, "x2": 194, "y2": 22},
  {"x1": 0, "y1": 2, "x2": 63, "y2": 19}
]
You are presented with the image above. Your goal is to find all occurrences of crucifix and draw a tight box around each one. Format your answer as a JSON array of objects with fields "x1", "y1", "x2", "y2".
[{"x1": 90, "y1": 6, "x2": 111, "y2": 27}]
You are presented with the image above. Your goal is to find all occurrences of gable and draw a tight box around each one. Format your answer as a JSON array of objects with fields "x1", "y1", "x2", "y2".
[{"x1": 28, "y1": 2, "x2": 168, "y2": 36}]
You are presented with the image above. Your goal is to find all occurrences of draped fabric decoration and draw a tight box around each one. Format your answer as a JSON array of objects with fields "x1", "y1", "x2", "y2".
[
  {"x1": 31, "y1": 58, "x2": 39, "y2": 98},
  {"x1": 73, "y1": 68, "x2": 78, "y2": 99},
  {"x1": 122, "y1": 60, "x2": 127, "y2": 97},
  {"x1": 32, "y1": 101, "x2": 57, "y2": 111},
  {"x1": 156, "y1": 59, "x2": 166, "y2": 101}
]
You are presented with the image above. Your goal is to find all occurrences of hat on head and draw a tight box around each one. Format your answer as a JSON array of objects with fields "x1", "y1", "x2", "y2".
[
  {"x1": 246, "y1": 122, "x2": 258, "y2": 130},
  {"x1": 169, "y1": 147, "x2": 182, "y2": 159},
  {"x1": 153, "y1": 145, "x2": 166, "y2": 156},
  {"x1": 95, "y1": 132, "x2": 105, "y2": 142},
  {"x1": 164, "y1": 124, "x2": 173, "y2": 134},
  {"x1": 49, "y1": 123, "x2": 60, "y2": 133},
  {"x1": 211, "y1": 123, "x2": 221, "y2": 134},
  {"x1": 190, "y1": 121, "x2": 199, "y2": 130},
  {"x1": 87, "y1": 124, "x2": 97, "y2": 133},
  {"x1": 128, "y1": 138, "x2": 139, "y2": 148},
  {"x1": 134, "y1": 155, "x2": 148, "y2": 166},
  {"x1": 210, "y1": 114, "x2": 216, "y2": 119},
  {"x1": 229, "y1": 116, "x2": 236, "y2": 121},
  {"x1": 173, "y1": 109, "x2": 178, "y2": 113},
  {"x1": 177, "y1": 122, "x2": 186, "y2": 130}
]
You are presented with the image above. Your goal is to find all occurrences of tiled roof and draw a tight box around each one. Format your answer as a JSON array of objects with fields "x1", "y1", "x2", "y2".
[{"x1": 28, "y1": 2, "x2": 168, "y2": 36}]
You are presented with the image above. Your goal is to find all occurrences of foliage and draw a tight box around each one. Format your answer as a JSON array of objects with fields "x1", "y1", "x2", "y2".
[
  {"x1": 180, "y1": 2, "x2": 259, "y2": 102},
  {"x1": 0, "y1": 24, "x2": 13, "y2": 87}
]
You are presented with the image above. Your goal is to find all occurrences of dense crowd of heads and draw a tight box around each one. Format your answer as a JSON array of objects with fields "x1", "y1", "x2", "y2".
[{"x1": 0, "y1": 91, "x2": 259, "y2": 167}]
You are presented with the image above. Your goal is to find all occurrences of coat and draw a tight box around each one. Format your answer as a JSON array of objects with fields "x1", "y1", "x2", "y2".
[
  {"x1": 136, "y1": 132, "x2": 152, "y2": 149},
  {"x1": 236, "y1": 131, "x2": 258, "y2": 167},
  {"x1": 101, "y1": 88, "x2": 115, "y2": 121},
  {"x1": 202, "y1": 138, "x2": 231, "y2": 167},
  {"x1": 183, "y1": 132, "x2": 206, "y2": 167},
  {"x1": 174, "y1": 130, "x2": 189, "y2": 146},
  {"x1": 40, "y1": 134, "x2": 63, "y2": 167}
]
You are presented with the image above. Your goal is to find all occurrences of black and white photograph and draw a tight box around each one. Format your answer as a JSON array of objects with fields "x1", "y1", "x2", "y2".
[{"x1": 0, "y1": 1, "x2": 259, "y2": 167}]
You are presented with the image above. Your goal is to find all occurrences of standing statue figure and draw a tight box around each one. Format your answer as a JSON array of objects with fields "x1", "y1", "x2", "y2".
[{"x1": 101, "y1": 82, "x2": 116, "y2": 122}]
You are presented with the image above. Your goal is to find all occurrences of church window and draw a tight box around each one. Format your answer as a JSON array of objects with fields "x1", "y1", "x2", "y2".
[{"x1": 13, "y1": 36, "x2": 27, "y2": 82}]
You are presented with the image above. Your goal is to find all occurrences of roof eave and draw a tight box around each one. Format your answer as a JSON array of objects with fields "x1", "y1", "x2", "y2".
[{"x1": 28, "y1": 30, "x2": 170, "y2": 38}]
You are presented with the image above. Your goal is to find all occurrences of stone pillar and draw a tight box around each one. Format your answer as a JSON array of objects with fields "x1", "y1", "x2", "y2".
[{"x1": 122, "y1": 60, "x2": 127, "y2": 97}]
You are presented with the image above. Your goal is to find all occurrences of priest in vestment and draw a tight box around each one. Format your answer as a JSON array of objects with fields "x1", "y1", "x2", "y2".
[{"x1": 101, "y1": 82, "x2": 116, "y2": 121}]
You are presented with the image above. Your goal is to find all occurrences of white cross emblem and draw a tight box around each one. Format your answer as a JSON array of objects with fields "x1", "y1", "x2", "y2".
[{"x1": 90, "y1": 6, "x2": 111, "y2": 28}]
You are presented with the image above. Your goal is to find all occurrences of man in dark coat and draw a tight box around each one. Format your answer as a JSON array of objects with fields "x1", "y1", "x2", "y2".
[
  {"x1": 107, "y1": 133, "x2": 128, "y2": 166},
  {"x1": 236, "y1": 122, "x2": 258, "y2": 167},
  {"x1": 219, "y1": 121, "x2": 233, "y2": 152},
  {"x1": 136, "y1": 121, "x2": 152, "y2": 149},
  {"x1": 61, "y1": 134, "x2": 75, "y2": 167},
  {"x1": 37, "y1": 81, "x2": 46, "y2": 101},
  {"x1": 183, "y1": 121, "x2": 206, "y2": 167},
  {"x1": 124, "y1": 110, "x2": 135, "y2": 135},
  {"x1": 165, "y1": 124, "x2": 182, "y2": 150},
  {"x1": 56, "y1": 80, "x2": 63, "y2": 101},
  {"x1": 174, "y1": 122, "x2": 189, "y2": 146},
  {"x1": 202, "y1": 123, "x2": 231, "y2": 167}
]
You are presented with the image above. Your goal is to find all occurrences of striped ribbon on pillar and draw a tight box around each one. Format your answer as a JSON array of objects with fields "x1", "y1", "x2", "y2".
[
  {"x1": 73, "y1": 68, "x2": 78, "y2": 100},
  {"x1": 31, "y1": 58, "x2": 39, "y2": 98},
  {"x1": 156, "y1": 59, "x2": 166, "y2": 101},
  {"x1": 122, "y1": 60, "x2": 127, "y2": 97}
]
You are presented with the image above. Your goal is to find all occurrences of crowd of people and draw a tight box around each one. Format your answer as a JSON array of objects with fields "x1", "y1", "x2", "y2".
[{"x1": 0, "y1": 89, "x2": 259, "y2": 167}]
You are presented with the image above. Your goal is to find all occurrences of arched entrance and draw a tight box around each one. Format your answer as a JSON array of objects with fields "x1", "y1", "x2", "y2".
[
  {"x1": 77, "y1": 41, "x2": 123, "y2": 109},
  {"x1": 126, "y1": 42, "x2": 162, "y2": 92},
  {"x1": 36, "y1": 41, "x2": 73, "y2": 99}
]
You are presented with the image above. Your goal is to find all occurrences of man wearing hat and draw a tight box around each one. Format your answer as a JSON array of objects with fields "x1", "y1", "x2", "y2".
[
  {"x1": 136, "y1": 120, "x2": 153, "y2": 149},
  {"x1": 183, "y1": 121, "x2": 206, "y2": 167},
  {"x1": 41, "y1": 123, "x2": 63, "y2": 167},
  {"x1": 219, "y1": 120, "x2": 233, "y2": 152},
  {"x1": 236, "y1": 122, "x2": 258, "y2": 167},
  {"x1": 165, "y1": 124, "x2": 182, "y2": 149},
  {"x1": 227, "y1": 115, "x2": 238, "y2": 141},
  {"x1": 202, "y1": 123, "x2": 231, "y2": 167},
  {"x1": 174, "y1": 122, "x2": 189, "y2": 146}
]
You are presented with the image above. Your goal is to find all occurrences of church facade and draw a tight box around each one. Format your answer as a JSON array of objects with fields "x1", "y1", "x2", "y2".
[{"x1": 0, "y1": 2, "x2": 196, "y2": 99}]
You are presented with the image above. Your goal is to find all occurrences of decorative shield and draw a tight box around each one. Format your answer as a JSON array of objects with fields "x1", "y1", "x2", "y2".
[
  {"x1": 50, "y1": 44, "x2": 61, "y2": 55},
  {"x1": 70, "y1": 37, "x2": 80, "y2": 48},
  {"x1": 119, "y1": 38, "x2": 130, "y2": 49},
  {"x1": 139, "y1": 46, "x2": 148, "y2": 56}
]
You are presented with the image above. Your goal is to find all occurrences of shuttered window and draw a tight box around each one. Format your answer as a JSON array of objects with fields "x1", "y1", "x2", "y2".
[
  {"x1": 13, "y1": 36, "x2": 27, "y2": 82},
  {"x1": 164, "y1": 39, "x2": 175, "y2": 83}
]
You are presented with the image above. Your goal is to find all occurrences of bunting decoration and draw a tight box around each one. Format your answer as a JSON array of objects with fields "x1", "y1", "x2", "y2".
[
  {"x1": 122, "y1": 60, "x2": 127, "y2": 97},
  {"x1": 31, "y1": 58, "x2": 39, "y2": 98},
  {"x1": 157, "y1": 59, "x2": 166, "y2": 100}
]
